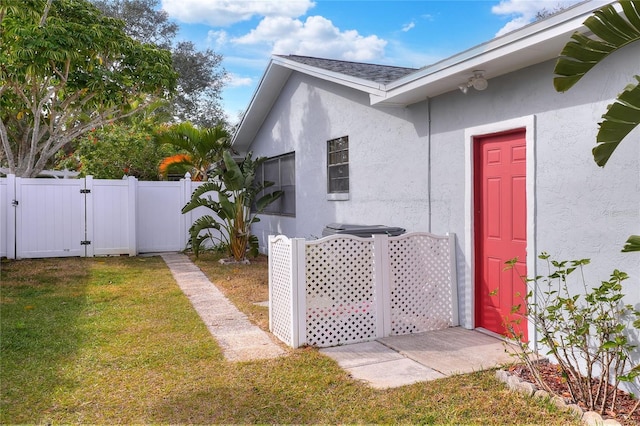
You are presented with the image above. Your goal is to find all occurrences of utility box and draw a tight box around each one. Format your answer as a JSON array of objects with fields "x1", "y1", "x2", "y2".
[{"x1": 322, "y1": 223, "x2": 406, "y2": 238}]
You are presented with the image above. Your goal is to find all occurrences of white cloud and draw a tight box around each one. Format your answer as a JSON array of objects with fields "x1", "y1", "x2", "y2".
[
  {"x1": 233, "y1": 15, "x2": 387, "y2": 61},
  {"x1": 494, "y1": 16, "x2": 531, "y2": 37},
  {"x1": 207, "y1": 30, "x2": 229, "y2": 49},
  {"x1": 225, "y1": 73, "x2": 254, "y2": 88},
  {"x1": 162, "y1": 0, "x2": 315, "y2": 26},
  {"x1": 491, "y1": 0, "x2": 582, "y2": 37},
  {"x1": 401, "y1": 22, "x2": 415, "y2": 32}
]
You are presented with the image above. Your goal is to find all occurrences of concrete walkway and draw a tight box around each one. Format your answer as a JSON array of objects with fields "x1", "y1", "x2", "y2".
[
  {"x1": 320, "y1": 328, "x2": 519, "y2": 389},
  {"x1": 162, "y1": 252, "x2": 517, "y2": 388},
  {"x1": 161, "y1": 253, "x2": 286, "y2": 362}
]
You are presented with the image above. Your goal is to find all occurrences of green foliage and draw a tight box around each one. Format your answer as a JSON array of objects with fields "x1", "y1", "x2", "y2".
[
  {"x1": 553, "y1": 0, "x2": 640, "y2": 251},
  {"x1": 54, "y1": 121, "x2": 178, "y2": 180},
  {"x1": 622, "y1": 235, "x2": 640, "y2": 253},
  {"x1": 182, "y1": 151, "x2": 283, "y2": 261},
  {"x1": 155, "y1": 122, "x2": 231, "y2": 181},
  {"x1": 554, "y1": 1, "x2": 640, "y2": 95},
  {"x1": 554, "y1": 0, "x2": 640, "y2": 167},
  {"x1": 504, "y1": 254, "x2": 640, "y2": 414},
  {"x1": 0, "y1": 0, "x2": 177, "y2": 177}
]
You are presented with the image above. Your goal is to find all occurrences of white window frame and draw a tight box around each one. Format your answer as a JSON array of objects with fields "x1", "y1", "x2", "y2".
[{"x1": 327, "y1": 136, "x2": 349, "y2": 201}]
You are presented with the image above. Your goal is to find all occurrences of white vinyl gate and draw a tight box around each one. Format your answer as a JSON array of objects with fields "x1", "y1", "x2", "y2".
[
  {"x1": 15, "y1": 177, "x2": 86, "y2": 258},
  {"x1": 0, "y1": 174, "x2": 214, "y2": 259},
  {"x1": 137, "y1": 181, "x2": 189, "y2": 253}
]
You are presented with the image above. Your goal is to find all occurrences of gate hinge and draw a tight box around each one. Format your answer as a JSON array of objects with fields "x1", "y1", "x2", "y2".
[
  {"x1": 80, "y1": 189, "x2": 91, "y2": 194},
  {"x1": 80, "y1": 240, "x2": 91, "y2": 245}
]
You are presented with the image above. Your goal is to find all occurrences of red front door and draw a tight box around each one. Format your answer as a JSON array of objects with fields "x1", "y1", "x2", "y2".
[{"x1": 474, "y1": 130, "x2": 527, "y2": 340}]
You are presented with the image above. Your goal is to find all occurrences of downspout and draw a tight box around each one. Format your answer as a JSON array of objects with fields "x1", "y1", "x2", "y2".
[{"x1": 426, "y1": 96, "x2": 432, "y2": 233}]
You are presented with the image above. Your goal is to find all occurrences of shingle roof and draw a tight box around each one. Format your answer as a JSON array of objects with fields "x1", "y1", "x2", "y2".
[{"x1": 276, "y1": 55, "x2": 419, "y2": 85}]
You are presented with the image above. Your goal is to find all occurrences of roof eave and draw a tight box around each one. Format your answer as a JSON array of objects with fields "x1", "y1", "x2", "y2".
[
  {"x1": 232, "y1": 61, "x2": 290, "y2": 152},
  {"x1": 370, "y1": 0, "x2": 611, "y2": 106}
]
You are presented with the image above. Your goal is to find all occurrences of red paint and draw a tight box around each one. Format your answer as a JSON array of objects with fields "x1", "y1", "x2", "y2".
[{"x1": 474, "y1": 130, "x2": 528, "y2": 341}]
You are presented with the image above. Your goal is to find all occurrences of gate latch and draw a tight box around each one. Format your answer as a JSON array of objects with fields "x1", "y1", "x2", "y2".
[
  {"x1": 80, "y1": 240, "x2": 91, "y2": 245},
  {"x1": 11, "y1": 199, "x2": 18, "y2": 206},
  {"x1": 80, "y1": 189, "x2": 91, "y2": 194}
]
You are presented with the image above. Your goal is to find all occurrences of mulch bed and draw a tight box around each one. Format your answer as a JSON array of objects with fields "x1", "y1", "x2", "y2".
[{"x1": 509, "y1": 360, "x2": 639, "y2": 425}]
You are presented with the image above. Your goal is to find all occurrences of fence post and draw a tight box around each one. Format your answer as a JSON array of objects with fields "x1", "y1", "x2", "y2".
[
  {"x1": 84, "y1": 176, "x2": 94, "y2": 257},
  {"x1": 291, "y1": 237, "x2": 306, "y2": 348},
  {"x1": 6, "y1": 174, "x2": 16, "y2": 259},
  {"x1": 373, "y1": 234, "x2": 391, "y2": 338},
  {"x1": 268, "y1": 235, "x2": 276, "y2": 335},
  {"x1": 180, "y1": 173, "x2": 192, "y2": 250},
  {"x1": 127, "y1": 176, "x2": 138, "y2": 256},
  {"x1": 448, "y1": 233, "x2": 459, "y2": 326}
]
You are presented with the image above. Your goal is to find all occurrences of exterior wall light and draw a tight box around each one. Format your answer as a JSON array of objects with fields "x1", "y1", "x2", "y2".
[{"x1": 459, "y1": 70, "x2": 488, "y2": 94}]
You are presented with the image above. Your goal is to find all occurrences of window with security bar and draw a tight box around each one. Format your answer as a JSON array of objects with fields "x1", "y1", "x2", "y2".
[
  {"x1": 327, "y1": 136, "x2": 349, "y2": 194},
  {"x1": 254, "y1": 152, "x2": 295, "y2": 216}
]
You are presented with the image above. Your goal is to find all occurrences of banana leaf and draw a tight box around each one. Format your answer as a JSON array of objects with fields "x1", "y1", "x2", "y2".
[
  {"x1": 554, "y1": 2, "x2": 640, "y2": 92},
  {"x1": 621, "y1": 235, "x2": 640, "y2": 252},
  {"x1": 593, "y1": 77, "x2": 640, "y2": 166},
  {"x1": 554, "y1": 1, "x2": 640, "y2": 166}
]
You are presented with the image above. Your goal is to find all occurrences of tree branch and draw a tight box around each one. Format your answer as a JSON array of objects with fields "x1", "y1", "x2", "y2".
[
  {"x1": 39, "y1": 0, "x2": 53, "y2": 27},
  {"x1": 0, "y1": 117, "x2": 16, "y2": 172}
]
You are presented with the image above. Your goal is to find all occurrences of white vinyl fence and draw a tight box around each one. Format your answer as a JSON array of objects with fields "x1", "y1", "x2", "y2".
[
  {"x1": 268, "y1": 232, "x2": 458, "y2": 348},
  {"x1": 0, "y1": 174, "x2": 217, "y2": 259}
]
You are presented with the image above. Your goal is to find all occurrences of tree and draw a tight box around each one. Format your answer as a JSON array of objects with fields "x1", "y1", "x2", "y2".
[
  {"x1": 535, "y1": 5, "x2": 567, "y2": 21},
  {"x1": 55, "y1": 120, "x2": 179, "y2": 180},
  {"x1": 182, "y1": 151, "x2": 283, "y2": 261},
  {"x1": 155, "y1": 122, "x2": 231, "y2": 181},
  {"x1": 91, "y1": 0, "x2": 227, "y2": 127},
  {"x1": 90, "y1": 0, "x2": 177, "y2": 49},
  {"x1": 0, "y1": 0, "x2": 177, "y2": 177},
  {"x1": 553, "y1": 0, "x2": 640, "y2": 252},
  {"x1": 171, "y1": 41, "x2": 226, "y2": 127}
]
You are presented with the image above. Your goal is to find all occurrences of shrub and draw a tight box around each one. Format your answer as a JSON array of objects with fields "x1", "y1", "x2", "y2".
[
  {"x1": 181, "y1": 151, "x2": 282, "y2": 262},
  {"x1": 504, "y1": 253, "x2": 640, "y2": 415}
]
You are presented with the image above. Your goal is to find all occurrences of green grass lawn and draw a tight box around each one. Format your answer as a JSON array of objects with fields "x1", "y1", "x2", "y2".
[{"x1": 0, "y1": 255, "x2": 580, "y2": 424}]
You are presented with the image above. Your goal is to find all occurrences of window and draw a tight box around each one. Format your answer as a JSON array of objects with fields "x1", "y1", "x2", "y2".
[
  {"x1": 327, "y1": 136, "x2": 349, "y2": 195},
  {"x1": 255, "y1": 152, "x2": 295, "y2": 216}
]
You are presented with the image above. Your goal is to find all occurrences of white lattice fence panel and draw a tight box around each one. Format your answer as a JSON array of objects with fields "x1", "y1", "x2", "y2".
[
  {"x1": 305, "y1": 237, "x2": 376, "y2": 347},
  {"x1": 269, "y1": 236, "x2": 295, "y2": 346},
  {"x1": 388, "y1": 233, "x2": 454, "y2": 335}
]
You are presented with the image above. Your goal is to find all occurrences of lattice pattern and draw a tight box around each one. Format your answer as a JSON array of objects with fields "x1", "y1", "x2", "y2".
[
  {"x1": 388, "y1": 233, "x2": 453, "y2": 335},
  {"x1": 305, "y1": 237, "x2": 376, "y2": 347},
  {"x1": 269, "y1": 236, "x2": 294, "y2": 346}
]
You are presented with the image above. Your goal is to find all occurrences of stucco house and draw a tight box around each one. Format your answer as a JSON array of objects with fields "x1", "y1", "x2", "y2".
[{"x1": 231, "y1": 1, "x2": 639, "y2": 342}]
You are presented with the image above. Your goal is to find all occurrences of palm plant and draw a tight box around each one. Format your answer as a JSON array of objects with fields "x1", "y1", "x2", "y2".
[
  {"x1": 156, "y1": 122, "x2": 231, "y2": 180},
  {"x1": 554, "y1": 0, "x2": 640, "y2": 252},
  {"x1": 181, "y1": 150, "x2": 283, "y2": 261}
]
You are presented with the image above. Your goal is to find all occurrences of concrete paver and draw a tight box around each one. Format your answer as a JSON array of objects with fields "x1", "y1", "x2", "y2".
[
  {"x1": 321, "y1": 329, "x2": 518, "y2": 389},
  {"x1": 320, "y1": 341, "x2": 404, "y2": 368},
  {"x1": 161, "y1": 252, "x2": 286, "y2": 362},
  {"x1": 379, "y1": 327, "x2": 518, "y2": 375},
  {"x1": 320, "y1": 341, "x2": 446, "y2": 388}
]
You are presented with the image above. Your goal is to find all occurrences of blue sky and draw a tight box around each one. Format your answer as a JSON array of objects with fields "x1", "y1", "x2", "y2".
[{"x1": 159, "y1": 0, "x2": 587, "y2": 123}]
